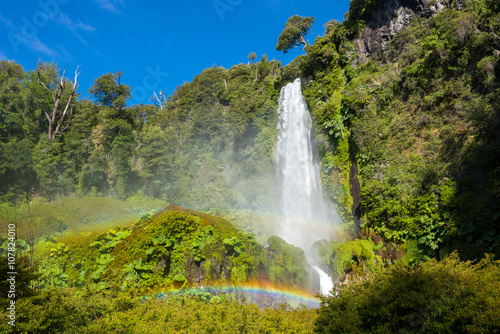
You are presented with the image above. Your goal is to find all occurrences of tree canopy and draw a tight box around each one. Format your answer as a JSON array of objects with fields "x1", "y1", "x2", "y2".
[
  {"x1": 276, "y1": 15, "x2": 315, "y2": 53},
  {"x1": 88, "y1": 72, "x2": 131, "y2": 112}
]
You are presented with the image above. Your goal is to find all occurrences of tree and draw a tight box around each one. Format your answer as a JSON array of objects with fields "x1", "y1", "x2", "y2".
[
  {"x1": 247, "y1": 52, "x2": 258, "y2": 81},
  {"x1": 276, "y1": 15, "x2": 315, "y2": 53},
  {"x1": 88, "y1": 72, "x2": 131, "y2": 113},
  {"x1": 0, "y1": 60, "x2": 25, "y2": 142},
  {"x1": 0, "y1": 139, "x2": 36, "y2": 201},
  {"x1": 37, "y1": 61, "x2": 80, "y2": 143},
  {"x1": 270, "y1": 59, "x2": 283, "y2": 83},
  {"x1": 0, "y1": 255, "x2": 39, "y2": 308},
  {"x1": 152, "y1": 90, "x2": 166, "y2": 109}
]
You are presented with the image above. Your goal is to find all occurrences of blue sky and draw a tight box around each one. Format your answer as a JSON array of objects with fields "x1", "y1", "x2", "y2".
[{"x1": 0, "y1": 0, "x2": 351, "y2": 105}]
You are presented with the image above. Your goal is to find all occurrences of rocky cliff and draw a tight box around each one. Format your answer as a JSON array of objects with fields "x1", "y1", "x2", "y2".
[{"x1": 353, "y1": 0, "x2": 464, "y2": 63}]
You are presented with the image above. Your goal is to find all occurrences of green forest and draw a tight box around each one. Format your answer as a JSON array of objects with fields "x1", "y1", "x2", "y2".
[{"x1": 1, "y1": 0, "x2": 500, "y2": 332}]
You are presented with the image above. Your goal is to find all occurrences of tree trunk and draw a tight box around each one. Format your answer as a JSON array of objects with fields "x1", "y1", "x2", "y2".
[
  {"x1": 38, "y1": 65, "x2": 79, "y2": 143},
  {"x1": 153, "y1": 90, "x2": 166, "y2": 109},
  {"x1": 300, "y1": 35, "x2": 306, "y2": 47}
]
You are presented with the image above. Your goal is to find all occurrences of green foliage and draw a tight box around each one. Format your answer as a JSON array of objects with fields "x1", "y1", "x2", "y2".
[
  {"x1": 0, "y1": 138, "x2": 36, "y2": 200},
  {"x1": 32, "y1": 137, "x2": 68, "y2": 199},
  {"x1": 276, "y1": 15, "x2": 315, "y2": 53},
  {"x1": 0, "y1": 196, "x2": 167, "y2": 241},
  {"x1": 297, "y1": 0, "x2": 500, "y2": 259},
  {"x1": 1, "y1": 6, "x2": 500, "y2": 333},
  {"x1": 0, "y1": 287, "x2": 316, "y2": 333},
  {"x1": 24, "y1": 205, "x2": 318, "y2": 297},
  {"x1": 88, "y1": 72, "x2": 131, "y2": 112},
  {"x1": 0, "y1": 50, "x2": 285, "y2": 218},
  {"x1": 90, "y1": 227, "x2": 131, "y2": 253},
  {"x1": 267, "y1": 236, "x2": 311, "y2": 288},
  {"x1": 0, "y1": 256, "x2": 39, "y2": 309},
  {"x1": 315, "y1": 253, "x2": 500, "y2": 333},
  {"x1": 1, "y1": 3, "x2": 495, "y2": 262},
  {"x1": 312, "y1": 239, "x2": 383, "y2": 278},
  {"x1": 35, "y1": 236, "x2": 90, "y2": 288},
  {"x1": 35, "y1": 206, "x2": 285, "y2": 293}
]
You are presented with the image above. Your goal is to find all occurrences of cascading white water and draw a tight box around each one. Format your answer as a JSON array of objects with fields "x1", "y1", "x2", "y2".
[
  {"x1": 312, "y1": 266, "x2": 334, "y2": 295},
  {"x1": 275, "y1": 78, "x2": 334, "y2": 294}
]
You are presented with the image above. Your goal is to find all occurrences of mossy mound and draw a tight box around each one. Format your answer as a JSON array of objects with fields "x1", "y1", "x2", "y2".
[
  {"x1": 102, "y1": 205, "x2": 267, "y2": 290},
  {"x1": 36, "y1": 205, "x2": 313, "y2": 293}
]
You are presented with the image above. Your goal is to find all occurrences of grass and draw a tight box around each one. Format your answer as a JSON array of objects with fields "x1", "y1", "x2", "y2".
[{"x1": 0, "y1": 195, "x2": 169, "y2": 240}]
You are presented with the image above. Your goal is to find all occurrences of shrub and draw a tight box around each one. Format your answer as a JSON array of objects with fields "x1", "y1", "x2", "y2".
[{"x1": 314, "y1": 253, "x2": 500, "y2": 333}]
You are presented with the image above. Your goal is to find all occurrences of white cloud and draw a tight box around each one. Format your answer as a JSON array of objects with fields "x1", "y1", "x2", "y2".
[
  {"x1": 56, "y1": 13, "x2": 96, "y2": 32},
  {"x1": 29, "y1": 37, "x2": 60, "y2": 58},
  {"x1": 5, "y1": 30, "x2": 59, "y2": 57},
  {"x1": 56, "y1": 45, "x2": 72, "y2": 61},
  {"x1": 0, "y1": 13, "x2": 15, "y2": 29},
  {"x1": 0, "y1": 13, "x2": 58, "y2": 57},
  {"x1": 95, "y1": 0, "x2": 124, "y2": 14},
  {"x1": 52, "y1": 12, "x2": 100, "y2": 56}
]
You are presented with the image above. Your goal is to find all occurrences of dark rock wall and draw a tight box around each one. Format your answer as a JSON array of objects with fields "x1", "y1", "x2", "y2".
[{"x1": 353, "y1": 0, "x2": 463, "y2": 63}]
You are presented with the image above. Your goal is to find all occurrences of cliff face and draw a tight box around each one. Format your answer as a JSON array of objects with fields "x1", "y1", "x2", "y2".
[
  {"x1": 353, "y1": 0, "x2": 464, "y2": 63},
  {"x1": 302, "y1": 0, "x2": 499, "y2": 262}
]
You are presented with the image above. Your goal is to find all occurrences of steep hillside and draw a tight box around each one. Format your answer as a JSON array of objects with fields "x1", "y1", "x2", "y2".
[{"x1": 298, "y1": 0, "x2": 500, "y2": 264}]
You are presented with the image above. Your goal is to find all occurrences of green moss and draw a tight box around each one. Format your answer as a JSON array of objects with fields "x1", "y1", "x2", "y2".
[
  {"x1": 313, "y1": 238, "x2": 383, "y2": 278},
  {"x1": 33, "y1": 205, "x2": 277, "y2": 292},
  {"x1": 267, "y1": 236, "x2": 311, "y2": 289}
]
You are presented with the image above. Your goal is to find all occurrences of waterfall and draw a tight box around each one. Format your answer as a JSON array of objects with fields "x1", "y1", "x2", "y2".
[
  {"x1": 312, "y1": 266, "x2": 334, "y2": 295},
  {"x1": 275, "y1": 78, "x2": 335, "y2": 295}
]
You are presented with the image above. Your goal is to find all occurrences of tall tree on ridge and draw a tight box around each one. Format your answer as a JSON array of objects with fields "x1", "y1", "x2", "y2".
[
  {"x1": 248, "y1": 52, "x2": 258, "y2": 81},
  {"x1": 89, "y1": 71, "x2": 131, "y2": 114},
  {"x1": 276, "y1": 15, "x2": 315, "y2": 53}
]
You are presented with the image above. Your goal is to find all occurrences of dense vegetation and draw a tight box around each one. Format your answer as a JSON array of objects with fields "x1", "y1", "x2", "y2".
[
  {"x1": 300, "y1": 0, "x2": 500, "y2": 263},
  {"x1": 0, "y1": 287, "x2": 316, "y2": 333},
  {"x1": 1, "y1": 0, "x2": 500, "y2": 331},
  {"x1": 315, "y1": 253, "x2": 500, "y2": 333},
  {"x1": 21, "y1": 205, "x2": 313, "y2": 293},
  {"x1": 0, "y1": 206, "x2": 318, "y2": 333},
  {"x1": 0, "y1": 59, "x2": 283, "y2": 211}
]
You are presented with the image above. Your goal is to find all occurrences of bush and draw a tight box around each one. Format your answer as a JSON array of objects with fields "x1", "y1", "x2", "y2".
[{"x1": 314, "y1": 253, "x2": 500, "y2": 333}]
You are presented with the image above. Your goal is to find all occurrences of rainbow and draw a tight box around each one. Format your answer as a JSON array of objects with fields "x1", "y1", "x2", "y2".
[{"x1": 153, "y1": 284, "x2": 322, "y2": 309}]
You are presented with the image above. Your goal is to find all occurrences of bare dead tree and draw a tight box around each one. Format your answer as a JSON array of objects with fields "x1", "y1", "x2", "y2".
[
  {"x1": 153, "y1": 90, "x2": 167, "y2": 109},
  {"x1": 37, "y1": 64, "x2": 80, "y2": 143}
]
